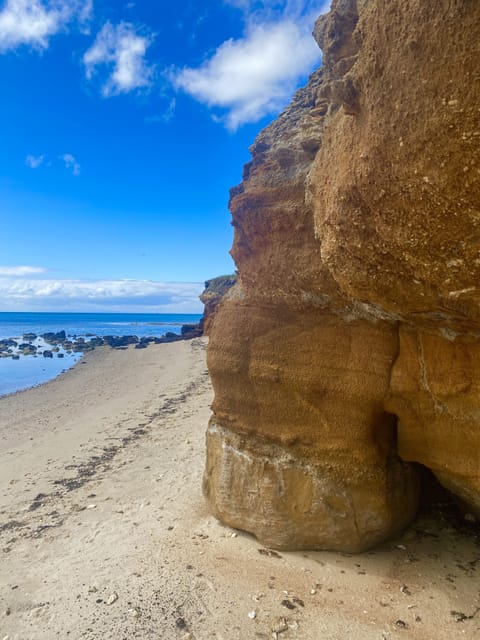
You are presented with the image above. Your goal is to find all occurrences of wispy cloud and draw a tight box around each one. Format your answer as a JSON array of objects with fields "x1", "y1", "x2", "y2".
[
  {"x1": 25, "y1": 153, "x2": 45, "y2": 169},
  {"x1": 78, "y1": 0, "x2": 93, "y2": 29},
  {"x1": 0, "y1": 276, "x2": 204, "y2": 312},
  {"x1": 173, "y1": 0, "x2": 330, "y2": 129},
  {"x1": 0, "y1": 265, "x2": 46, "y2": 276},
  {"x1": 0, "y1": 0, "x2": 92, "y2": 53},
  {"x1": 83, "y1": 22, "x2": 154, "y2": 96},
  {"x1": 144, "y1": 98, "x2": 176, "y2": 125},
  {"x1": 61, "y1": 153, "x2": 81, "y2": 176}
]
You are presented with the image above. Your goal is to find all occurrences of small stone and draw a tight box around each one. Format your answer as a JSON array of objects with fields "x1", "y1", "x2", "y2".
[
  {"x1": 128, "y1": 608, "x2": 141, "y2": 618},
  {"x1": 231, "y1": 532, "x2": 237, "y2": 538},
  {"x1": 248, "y1": 610, "x2": 257, "y2": 619},
  {"x1": 310, "y1": 589, "x2": 317, "y2": 595},
  {"x1": 272, "y1": 618, "x2": 288, "y2": 633},
  {"x1": 395, "y1": 619, "x2": 408, "y2": 629},
  {"x1": 5, "y1": 607, "x2": 11, "y2": 616},
  {"x1": 88, "y1": 586, "x2": 98, "y2": 593},
  {"x1": 396, "y1": 544, "x2": 407, "y2": 550},
  {"x1": 464, "y1": 513, "x2": 475, "y2": 523},
  {"x1": 106, "y1": 592, "x2": 118, "y2": 605},
  {"x1": 86, "y1": 504, "x2": 97, "y2": 510}
]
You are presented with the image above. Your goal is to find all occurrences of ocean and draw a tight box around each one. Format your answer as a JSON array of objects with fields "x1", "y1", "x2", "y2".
[{"x1": 0, "y1": 312, "x2": 202, "y2": 398}]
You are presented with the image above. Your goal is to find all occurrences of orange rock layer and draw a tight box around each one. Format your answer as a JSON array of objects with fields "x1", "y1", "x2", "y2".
[{"x1": 203, "y1": 0, "x2": 480, "y2": 551}]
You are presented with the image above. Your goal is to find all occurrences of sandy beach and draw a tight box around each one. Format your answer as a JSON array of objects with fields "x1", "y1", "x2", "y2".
[{"x1": 0, "y1": 338, "x2": 479, "y2": 640}]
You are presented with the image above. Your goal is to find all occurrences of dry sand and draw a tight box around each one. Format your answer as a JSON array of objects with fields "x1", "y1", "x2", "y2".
[{"x1": 0, "y1": 338, "x2": 479, "y2": 640}]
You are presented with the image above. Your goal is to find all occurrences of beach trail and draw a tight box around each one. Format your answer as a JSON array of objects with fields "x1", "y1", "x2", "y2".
[{"x1": 0, "y1": 339, "x2": 479, "y2": 639}]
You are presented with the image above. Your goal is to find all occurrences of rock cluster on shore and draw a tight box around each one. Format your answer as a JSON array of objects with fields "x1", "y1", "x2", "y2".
[
  {"x1": 204, "y1": 0, "x2": 480, "y2": 551},
  {"x1": 0, "y1": 322, "x2": 204, "y2": 360}
]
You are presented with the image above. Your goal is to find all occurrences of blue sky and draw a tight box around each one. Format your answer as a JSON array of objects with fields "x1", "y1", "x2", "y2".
[{"x1": 0, "y1": 0, "x2": 329, "y2": 312}]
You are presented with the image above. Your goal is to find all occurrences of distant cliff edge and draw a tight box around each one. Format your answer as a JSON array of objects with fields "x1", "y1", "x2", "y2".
[{"x1": 200, "y1": 275, "x2": 237, "y2": 335}]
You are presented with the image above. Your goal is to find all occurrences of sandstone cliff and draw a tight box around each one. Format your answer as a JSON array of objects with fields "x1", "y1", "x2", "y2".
[
  {"x1": 199, "y1": 275, "x2": 237, "y2": 335},
  {"x1": 204, "y1": 0, "x2": 480, "y2": 551}
]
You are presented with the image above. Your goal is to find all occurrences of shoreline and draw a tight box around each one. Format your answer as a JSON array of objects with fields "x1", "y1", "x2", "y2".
[
  {"x1": 1, "y1": 339, "x2": 479, "y2": 639},
  {"x1": 0, "y1": 320, "x2": 202, "y2": 399}
]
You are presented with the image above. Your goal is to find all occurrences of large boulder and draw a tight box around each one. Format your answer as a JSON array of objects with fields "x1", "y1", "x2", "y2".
[{"x1": 204, "y1": 0, "x2": 480, "y2": 551}]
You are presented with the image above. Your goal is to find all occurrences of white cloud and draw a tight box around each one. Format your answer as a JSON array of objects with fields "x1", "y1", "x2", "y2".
[
  {"x1": 0, "y1": 276, "x2": 204, "y2": 312},
  {"x1": 61, "y1": 153, "x2": 81, "y2": 176},
  {"x1": 0, "y1": 0, "x2": 92, "y2": 52},
  {"x1": 224, "y1": 0, "x2": 329, "y2": 21},
  {"x1": 78, "y1": 0, "x2": 93, "y2": 26},
  {"x1": 0, "y1": 265, "x2": 46, "y2": 276},
  {"x1": 25, "y1": 153, "x2": 45, "y2": 169},
  {"x1": 174, "y1": 1, "x2": 331, "y2": 129},
  {"x1": 83, "y1": 22, "x2": 154, "y2": 96}
]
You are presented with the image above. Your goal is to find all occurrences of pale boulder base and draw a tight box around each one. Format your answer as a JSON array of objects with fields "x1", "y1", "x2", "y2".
[
  {"x1": 204, "y1": 0, "x2": 480, "y2": 550},
  {"x1": 205, "y1": 303, "x2": 419, "y2": 552}
]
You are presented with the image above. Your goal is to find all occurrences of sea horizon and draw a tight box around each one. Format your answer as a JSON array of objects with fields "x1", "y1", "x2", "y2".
[{"x1": 0, "y1": 311, "x2": 203, "y2": 397}]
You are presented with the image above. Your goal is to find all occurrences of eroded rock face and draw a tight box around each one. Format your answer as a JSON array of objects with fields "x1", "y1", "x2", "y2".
[{"x1": 204, "y1": 0, "x2": 480, "y2": 550}]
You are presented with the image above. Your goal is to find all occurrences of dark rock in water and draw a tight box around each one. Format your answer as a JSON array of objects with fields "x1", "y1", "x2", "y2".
[
  {"x1": 12, "y1": 354, "x2": 20, "y2": 360},
  {"x1": 88, "y1": 337, "x2": 104, "y2": 347},
  {"x1": 73, "y1": 342, "x2": 95, "y2": 352},
  {"x1": 42, "y1": 330, "x2": 66, "y2": 344},
  {"x1": 0, "y1": 339, "x2": 18, "y2": 350},
  {"x1": 19, "y1": 343, "x2": 37, "y2": 355},
  {"x1": 154, "y1": 332, "x2": 183, "y2": 344},
  {"x1": 42, "y1": 350, "x2": 53, "y2": 358},
  {"x1": 22, "y1": 333, "x2": 37, "y2": 341},
  {"x1": 103, "y1": 335, "x2": 139, "y2": 348},
  {"x1": 135, "y1": 342, "x2": 148, "y2": 349},
  {"x1": 181, "y1": 323, "x2": 203, "y2": 339},
  {"x1": 57, "y1": 353, "x2": 64, "y2": 358}
]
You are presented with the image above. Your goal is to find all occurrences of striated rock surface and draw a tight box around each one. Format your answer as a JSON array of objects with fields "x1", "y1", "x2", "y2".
[{"x1": 204, "y1": 0, "x2": 480, "y2": 551}]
